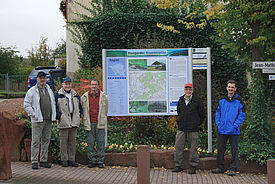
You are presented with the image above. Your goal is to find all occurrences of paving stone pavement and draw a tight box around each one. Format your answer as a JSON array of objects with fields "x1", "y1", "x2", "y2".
[{"x1": 0, "y1": 162, "x2": 268, "y2": 184}]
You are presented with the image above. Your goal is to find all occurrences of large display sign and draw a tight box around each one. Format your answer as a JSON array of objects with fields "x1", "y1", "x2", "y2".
[{"x1": 103, "y1": 49, "x2": 193, "y2": 116}]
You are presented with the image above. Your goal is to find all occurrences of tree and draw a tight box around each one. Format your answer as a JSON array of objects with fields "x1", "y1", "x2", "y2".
[
  {"x1": 27, "y1": 37, "x2": 54, "y2": 66},
  {"x1": 53, "y1": 39, "x2": 66, "y2": 59},
  {"x1": 154, "y1": 0, "x2": 275, "y2": 164},
  {"x1": 0, "y1": 46, "x2": 21, "y2": 75}
]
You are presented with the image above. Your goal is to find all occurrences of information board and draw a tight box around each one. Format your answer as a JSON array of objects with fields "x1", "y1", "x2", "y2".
[{"x1": 103, "y1": 49, "x2": 193, "y2": 116}]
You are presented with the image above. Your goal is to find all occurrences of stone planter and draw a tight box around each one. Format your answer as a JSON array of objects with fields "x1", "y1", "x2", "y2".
[{"x1": 75, "y1": 149, "x2": 266, "y2": 174}]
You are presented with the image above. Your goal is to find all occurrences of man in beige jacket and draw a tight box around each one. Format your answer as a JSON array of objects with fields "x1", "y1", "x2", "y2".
[
  {"x1": 81, "y1": 78, "x2": 108, "y2": 168},
  {"x1": 55, "y1": 77, "x2": 82, "y2": 167}
]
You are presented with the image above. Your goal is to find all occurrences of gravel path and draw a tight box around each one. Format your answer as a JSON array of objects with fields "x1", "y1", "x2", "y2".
[{"x1": 0, "y1": 98, "x2": 24, "y2": 115}]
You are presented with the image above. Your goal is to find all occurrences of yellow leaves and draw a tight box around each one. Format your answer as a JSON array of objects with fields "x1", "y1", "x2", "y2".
[
  {"x1": 157, "y1": 23, "x2": 180, "y2": 34},
  {"x1": 203, "y1": 3, "x2": 223, "y2": 20},
  {"x1": 153, "y1": 0, "x2": 180, "y2": 9},
  {"x1": 178, "y1": 19, "x2": 206, "y2": 30},
  {"x1": 247, "y1": 36, "x2": 267, "y2": 46}
]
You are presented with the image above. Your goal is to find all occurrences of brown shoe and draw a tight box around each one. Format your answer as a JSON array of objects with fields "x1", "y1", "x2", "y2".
[{"x1": 212, "y1": 168, "x2": 225, "y2": 174}]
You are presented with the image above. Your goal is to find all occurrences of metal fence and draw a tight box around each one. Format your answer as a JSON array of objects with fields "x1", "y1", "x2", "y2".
[{"x1": 0, "y1": 74, "x2": 28, "y2": 92}]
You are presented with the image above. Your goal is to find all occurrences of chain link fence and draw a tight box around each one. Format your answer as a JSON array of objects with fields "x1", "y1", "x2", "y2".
[{"x1": 0, "y1": 74, "x2": 28, "y2": 92}]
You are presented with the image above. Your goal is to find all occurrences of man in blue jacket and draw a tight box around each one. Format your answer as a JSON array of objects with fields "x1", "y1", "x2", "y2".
[{"x1": 212, "y1": 80, "x2": 246, "y2": 176}]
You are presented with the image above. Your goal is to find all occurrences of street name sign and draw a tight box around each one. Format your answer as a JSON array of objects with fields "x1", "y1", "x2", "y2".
[
  {"x1": 252, "y1": 61, "x2": 275, "y2": 69},
  {"x1": 263, "y1": 68, "x2": 275, "y2": 73}
]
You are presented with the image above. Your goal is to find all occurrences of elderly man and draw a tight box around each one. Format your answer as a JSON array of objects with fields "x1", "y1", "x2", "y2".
[
  {"x1": 172, "y1": 83, "x2": 205, "y2": 174},
  {"x1": 24, "y1": 71, "x2": 56, "y2": 169},
  {"x1": 55, "y1": 77, "x2": 82, "y2": 167},
  {"x1": 81, "y1": 78, "x2": 108, "y2": 168}
]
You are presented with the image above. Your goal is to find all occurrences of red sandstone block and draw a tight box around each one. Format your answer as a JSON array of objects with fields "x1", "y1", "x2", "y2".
[
  {"x1": 137, "y1": 145, "x2": 150, "y2": 184},
  {"x1": 199, "y1": 157, "x2": 216, "y2": 170},
  {"x1": 105, "y1": 152, "x2": 137, "y2": 166},
  {"x1": 0, "y1": 112, "x2": 12, "y2": 180},
  {"x1": 267, "y1": 159, "x2": 275, "y2": 184},
  {"x1": 1, "y1": 111, "x2": 25, "y2": 161}
]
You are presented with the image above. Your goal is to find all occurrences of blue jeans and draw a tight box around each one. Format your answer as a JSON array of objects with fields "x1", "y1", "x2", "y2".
[{"x1": 85, "y1": 123, "x2": 105, "y2": 164}]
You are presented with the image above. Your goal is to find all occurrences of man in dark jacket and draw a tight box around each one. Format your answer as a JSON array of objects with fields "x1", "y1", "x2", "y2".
[
  {"x1": 172, "y1": 83, "x2": 205, "y2": 174},
  {"x1": 212, "y1": 80, "x2": 246, "y2": 176}
]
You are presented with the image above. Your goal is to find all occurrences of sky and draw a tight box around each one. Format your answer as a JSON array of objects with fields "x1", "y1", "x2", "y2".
[{"x1": 0, "y1": 0, "x2": 66, "y2": 57}]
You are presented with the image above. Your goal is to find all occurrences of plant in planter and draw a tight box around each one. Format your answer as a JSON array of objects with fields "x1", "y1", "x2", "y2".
[{"x1": 18, "y1": 111, "x2": 32, "y2": 161}]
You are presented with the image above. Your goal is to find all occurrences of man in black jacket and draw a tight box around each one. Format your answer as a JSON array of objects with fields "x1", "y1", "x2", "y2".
[{"x1": 172, "y1": 83, "x2": 205, "y2": 174}]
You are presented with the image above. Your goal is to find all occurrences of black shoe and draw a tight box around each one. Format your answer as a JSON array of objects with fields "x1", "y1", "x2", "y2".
[
  {"x1": 40, "y1": 162, "x2": 51, "y2": 168},
  {"x1": 228, "y1": 170, "x2": 236, "y2": 176},
  {"x1": 32, "y1": 163, "x2": 38, "y2": 170},
  {"x1": 62, "y1": 161, "x2": 68, "y2": 167},
  {"x1": 88, "y1": 162, "x2": 96, "y2": 168},
  {"x1": 188, "y1": 166, "x2": 196, "y2": 174},
  {"x1": 212, "y1": 168, "x2": 225, "y2": 174},
  {"x1": 68, "y1": 161, "x2": 79, "y2": 167},
  {"x1": 97, "y1": 164, "x2": 104, "y2": 168},
  {"x1": 172, "y1": 167, "x2": 183, "y2": 172}
]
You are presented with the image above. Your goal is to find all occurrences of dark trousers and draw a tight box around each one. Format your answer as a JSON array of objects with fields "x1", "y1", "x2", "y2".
[{"x1": 216, "y1": 134, "x2": 239, "y2": 171}]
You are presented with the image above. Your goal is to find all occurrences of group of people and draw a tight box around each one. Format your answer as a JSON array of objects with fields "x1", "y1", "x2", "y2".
[
  {"x1": 24, "y1": 71, "x2": 246, "y2": 177},
  {"x1": 172, "y1": 80, "x2": 246, "y2": 176},
  {"x1": 24, "y1": 71, "x2": 108, "y2": 170}
]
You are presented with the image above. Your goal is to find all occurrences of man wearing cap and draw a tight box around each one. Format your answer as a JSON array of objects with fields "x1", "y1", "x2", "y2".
[
  {"x1": 55, "y1": 77, "x2": 82, "y2": 167},
  {"x1": 81, "y1": 78, "x2": 108, "y2": 168},
  {"x1": 24, "y1": 71, "x2": 56, "y2": 169},
  {"x1": 212, "y1": 80, "x2": 246, "y2": 176},
  {"x1": 172, "y1": 83, "x2": 205, "y2": 174}
]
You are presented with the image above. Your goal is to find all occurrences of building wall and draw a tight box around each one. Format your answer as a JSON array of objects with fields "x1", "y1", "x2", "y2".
[{"x1": 66, "y1": 0, "x2": 91, "y2": 76}]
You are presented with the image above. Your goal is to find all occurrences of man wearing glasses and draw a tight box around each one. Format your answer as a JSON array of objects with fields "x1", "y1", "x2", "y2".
[{"x1": 172, "y1": 83, "x2": 205, "y2": 174}]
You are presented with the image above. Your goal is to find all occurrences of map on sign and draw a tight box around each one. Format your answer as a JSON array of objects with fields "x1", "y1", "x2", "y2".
[
  {"x1": 104, "y1": 49, "x2": 191, "y2": 116},
  {"x1": 107, "y1": 58, "x2": 127, "y2": 76},
  {"x1": 129, "y1": 72, "x2": 166, "y2": 101}
]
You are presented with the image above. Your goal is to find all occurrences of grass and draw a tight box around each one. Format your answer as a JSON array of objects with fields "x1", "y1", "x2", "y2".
[
  {"x1": 0, "y1": 90, "x2": 26, "y2": 94},
  {"x1": 0, "y1": 90, "x2": 26, "y2": 98}
]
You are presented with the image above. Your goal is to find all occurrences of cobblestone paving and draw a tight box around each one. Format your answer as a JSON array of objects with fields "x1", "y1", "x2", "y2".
[{"x1": 0, "y1": 162, "x2": 268, "y2": 184}]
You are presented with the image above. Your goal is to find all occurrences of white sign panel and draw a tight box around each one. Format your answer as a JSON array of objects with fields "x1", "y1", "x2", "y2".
[
  {"x1": 263, "y1": 68, "x2": 275, "y2": 73},
  {"x1": 192, "y1": 48, "x2": 207, "y2": 53},
  {"x1": 269, "y1": 75, "x2": 275, "y2": 80},
  {"x1": 192, "y1": 54, "x2": 207, "y2": 59},
  {"x1": 104, "y1": 49, "x2": 191, "y2": 116},
  {"x1": 252, "y1": 61, "x2": 275, "y2": 69}
]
